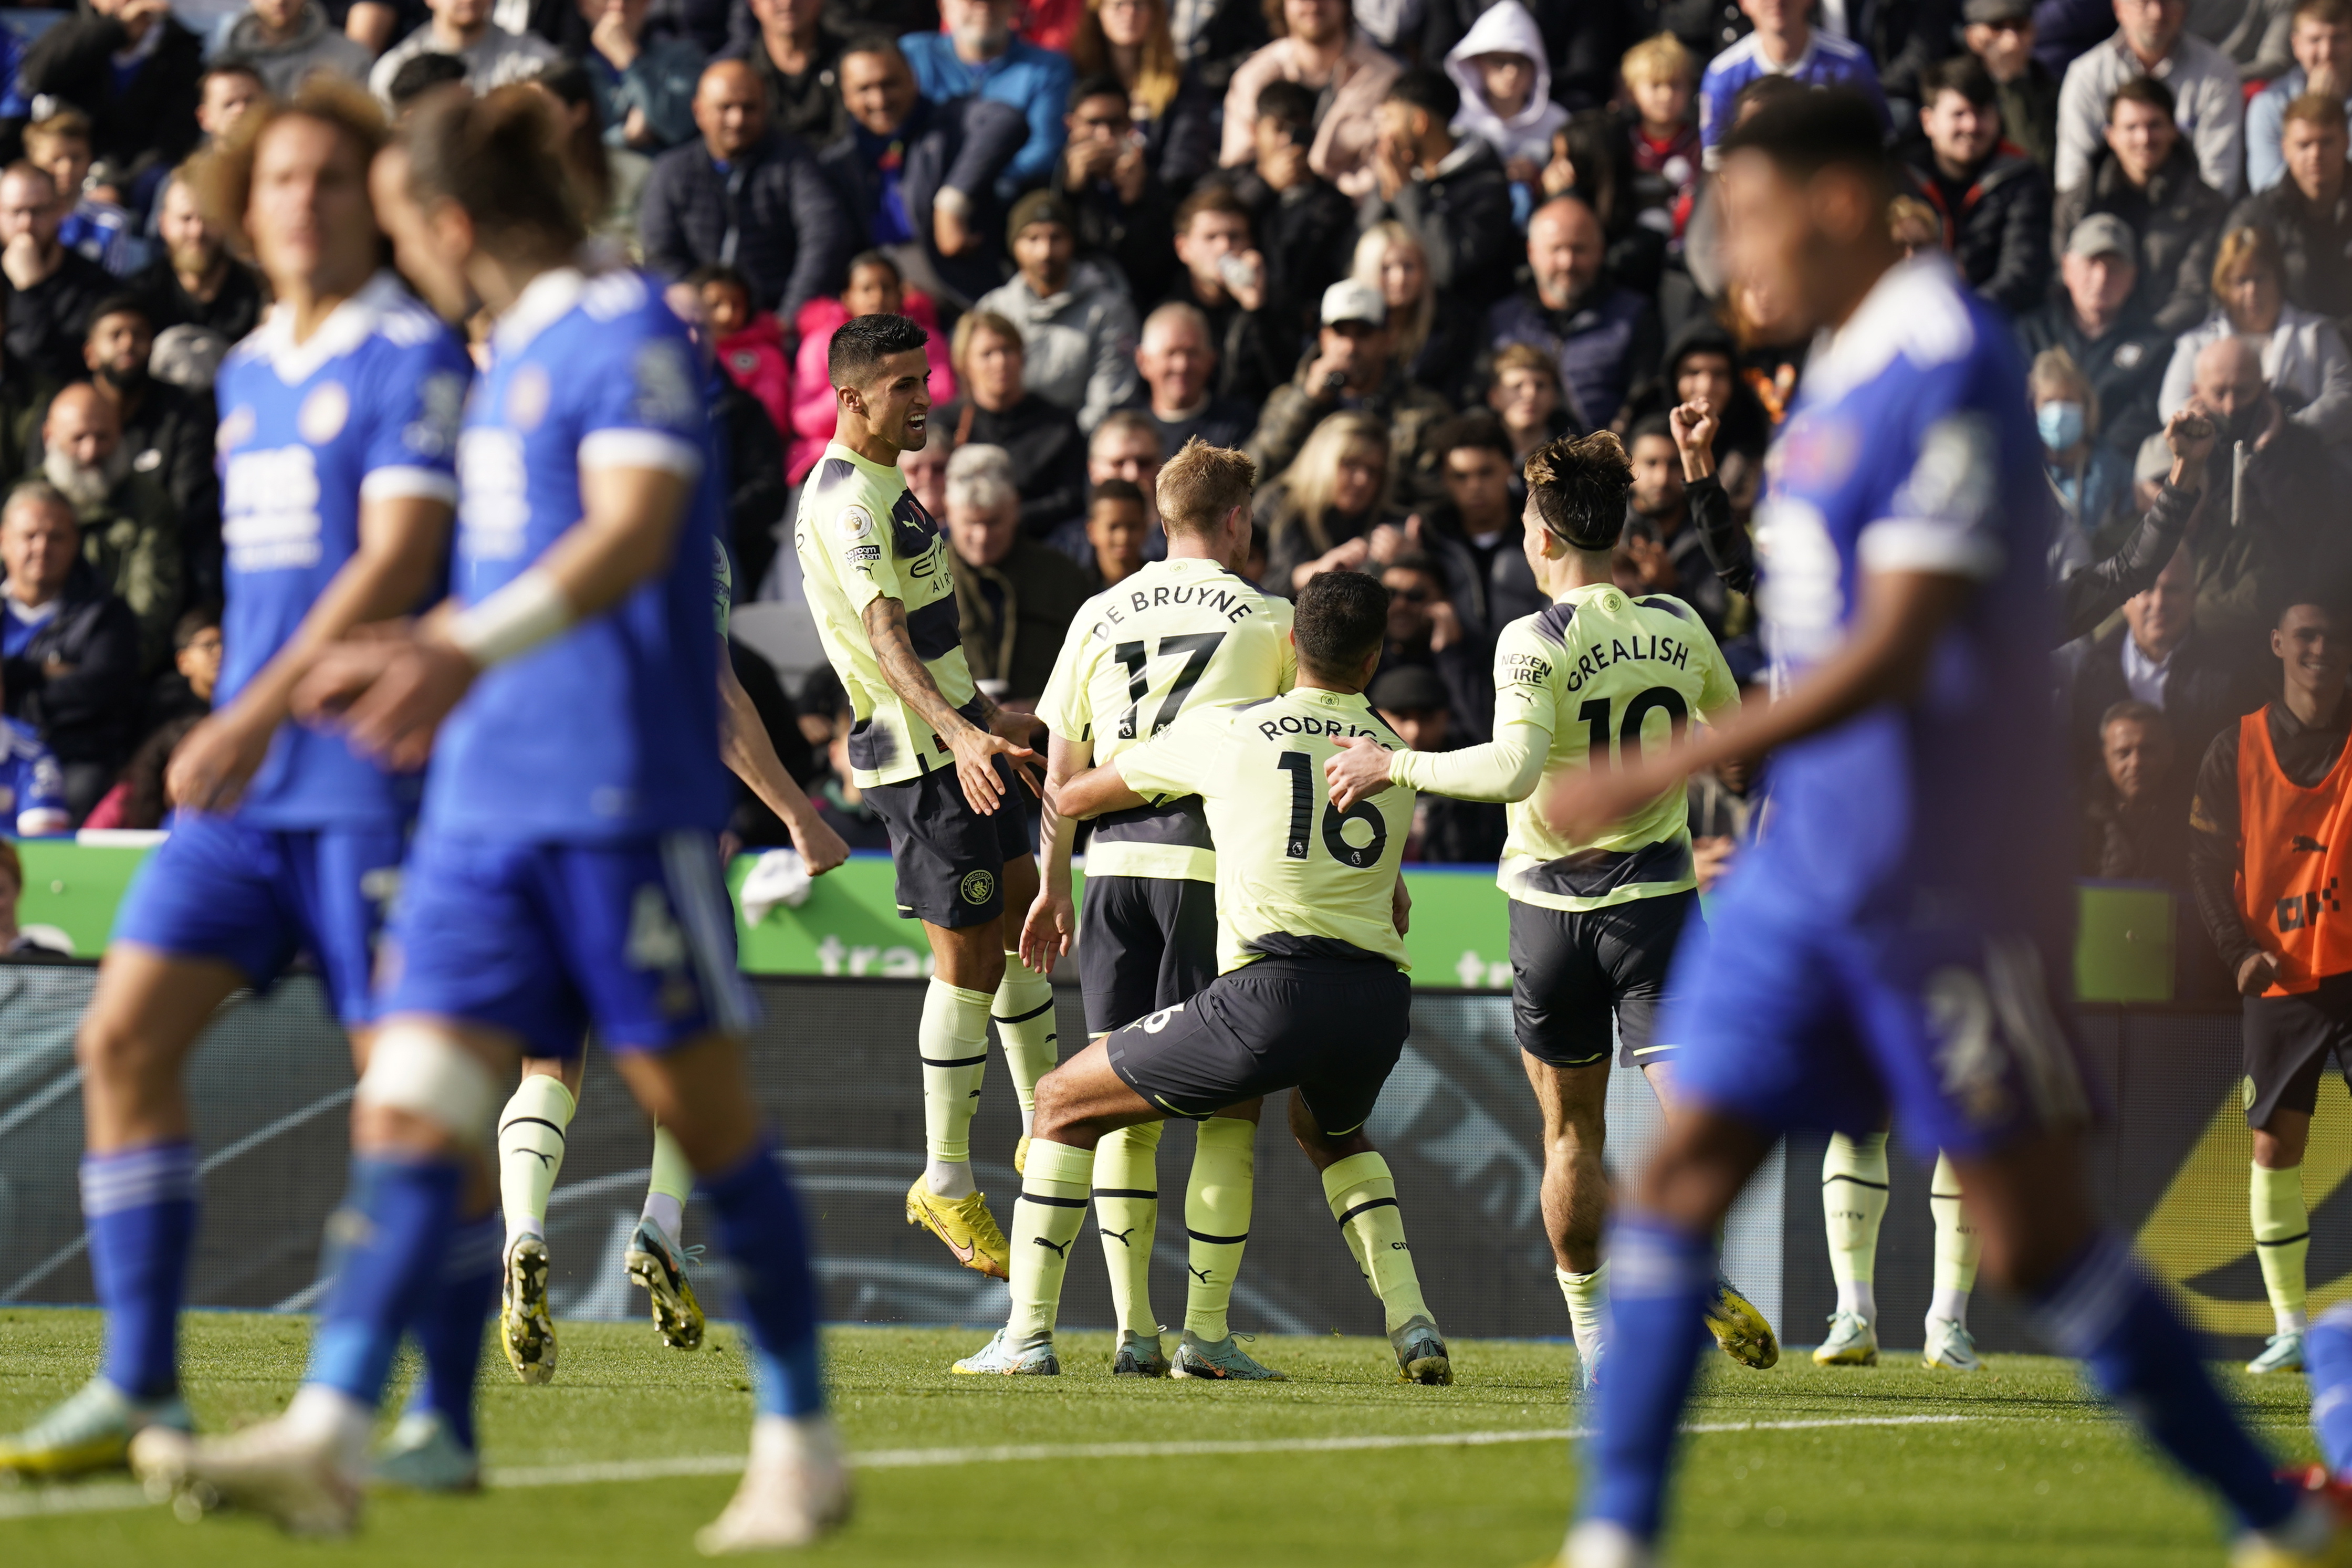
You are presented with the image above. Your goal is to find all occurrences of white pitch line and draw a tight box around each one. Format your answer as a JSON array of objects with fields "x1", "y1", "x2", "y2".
[{"x1": 0, "y1": 1412, "x2": 1996, "y2": 1520}]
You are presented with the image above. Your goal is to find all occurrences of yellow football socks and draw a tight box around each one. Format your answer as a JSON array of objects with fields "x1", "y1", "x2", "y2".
[
  {"x1": 1822, "y1": 1131, "x2": 1889, "y2": 1322},
  {"x1": 1322, "y1": 1152, "x2": 1429, "y2": 1333},
  {"x1": 919, "y1": 979, "x2": 992, "y2": 1195},
  {"x1": 1184, "y1": 1117, "x2": 1256, "y2": 1342},
  {"x1": 643, "y1": 1122, "x2": 695, "y2": 1248},
  {"x1": 2252, "y1": 1161, "x2": 2311, "y2": 1334},
  {"x1": 992, "y1": 953, "x2": 1058, "y2": 1137},
  {"x1": 1008, "y1": 1138, "x2": 1094, "y2": 1340},
  {"x1": 498, "y1": 1073, "x2": 575, "y2": 1246},
  {"x1": 1927, "y1": 1151, "x2": 1979, "y2": 1328},
  {"x1": 1092, "y1": 1121, "x2": 1162, "y2": 1337}
]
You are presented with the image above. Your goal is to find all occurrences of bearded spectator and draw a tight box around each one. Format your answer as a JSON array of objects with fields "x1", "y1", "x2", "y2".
[
  {"x1": 131, "y1": 166, "x2": 265, "y2": 344},
  {"x1": 36, "y1": 385, "x2": 178, "y2": 672}
]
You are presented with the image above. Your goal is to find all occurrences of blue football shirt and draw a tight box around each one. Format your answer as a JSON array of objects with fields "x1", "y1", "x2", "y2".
[
  {"x1": 1742, "y1": 255, "x2": 2066, "y2": 926},
  {"x1": 0, "y1": 716, "x2": 67, "y2": 835},
  {"x1": 426, "y1": 266, "x2": 728, "y2": 841},
  {"x1": 214, "y1": 271, "x2": 470, "y2": 828}
]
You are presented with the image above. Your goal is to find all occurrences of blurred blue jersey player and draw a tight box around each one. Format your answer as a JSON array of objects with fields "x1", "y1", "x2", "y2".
[
  {"x1": 0, "y1": 81, "x2": 468, "y2": 1484},
  {"x1": 1548, "y1": 92, "x2": 2339, "y2": 1568},
  {"x1": 129, "y1": 86, "x2": 847, "y2": 1552}
]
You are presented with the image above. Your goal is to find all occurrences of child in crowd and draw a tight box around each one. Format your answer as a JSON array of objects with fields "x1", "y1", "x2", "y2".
[
  {"x1": 695, "y1": 265, "x2": 791, "y2": 455},
  {"x1": 1487, "y1": 343, "x2": 1572, "y2": 460},
  {"x1": 23, "y1": 106, "x2": 146, "y2": 277},
  {"x1": 1444, "y1": 0, "x2": 1569, "y2": 196},
  {"x1": 788, "y1": 251, "x2": 956, "y2": 485},
  {"x1": 1081, "y1": 477, "x2": 1149, "y2": 592},
  {"x1": 1619, "y1": 32, "x2": 1700, "y2": 243}
]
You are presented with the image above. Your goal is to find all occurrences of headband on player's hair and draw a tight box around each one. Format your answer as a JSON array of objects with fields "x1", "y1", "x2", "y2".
[{"x1": 1524, "y1": 430, "x2": 1633, "y2": 553}]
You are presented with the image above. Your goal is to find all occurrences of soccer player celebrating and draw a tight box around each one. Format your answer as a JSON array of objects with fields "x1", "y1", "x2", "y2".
[
  {"x1": 795, "y1": 314, "x2": 1053, "y2": 1283},
  {"x1": 1323, "y1": 429, "x2": 1771, "y2": 1390},
  {"x1": 2188, "y1": 598, "x2": 2352, "y2": 1377},
  {"x1": 131, "y1": 89, "x2": 846, "y2": 1550},
  {"x1": 955, "y1": 570, "x2": 1454, "y2": 1385},
  {"x1": 0, "y1": 80, "x2": 474, "y2": 1483},
  {"x1": 1548, "y1": 90, "x2": 2342, "y2": 1568},
  {"x1": 1022, "y1": 438, "x2": 1295, "y2": 1380}
]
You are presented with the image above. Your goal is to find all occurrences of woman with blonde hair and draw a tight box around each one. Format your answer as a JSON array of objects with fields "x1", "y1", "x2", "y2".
[
  {"x1": 1258, "y1": 410, "x2": 1394, "y2": 592},
  {"x1": 1069, "y1": 0, "x2": 1217, "y2": 187},
  {"x1": 2159, "y1": 224, "x2": 2352, "y2": 447},
  {"x1": 2031, "y1": 348, "x2": 2130, "y2": 538}
]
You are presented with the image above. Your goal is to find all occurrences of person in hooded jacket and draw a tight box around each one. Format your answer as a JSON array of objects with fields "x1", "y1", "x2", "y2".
[{"x1": 1443, "y1": 1, "x2": 1566, "y2": 195}]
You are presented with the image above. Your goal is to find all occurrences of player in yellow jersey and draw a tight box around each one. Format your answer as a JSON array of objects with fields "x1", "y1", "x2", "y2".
[
  {"x1": 956, "y1": 570, "x2": 1453, "y2": 1384},
  {"x1": 1325, "y1": 429, "x2": 1774, "y2": 1389},
  {"x1": 1023, "y1": 440, "x2": 1295, "y2": 1379},
  {"x1": 793, "y1": 314, "x2": 1053, "y2": 1281}
]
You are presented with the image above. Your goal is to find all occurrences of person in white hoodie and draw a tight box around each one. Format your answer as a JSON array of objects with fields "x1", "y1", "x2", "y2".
[{"x1": 1444, "y1": 0, "x2": 1567, "y2": 188}]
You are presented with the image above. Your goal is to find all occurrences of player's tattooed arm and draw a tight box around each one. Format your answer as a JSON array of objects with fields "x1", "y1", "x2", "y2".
[
  {"x1": 860, "y1": 594, "x2": 1040, "y2": 814},
  {"x1": 1020, "y1": 730, "x2": 1093, "y2": 971}
]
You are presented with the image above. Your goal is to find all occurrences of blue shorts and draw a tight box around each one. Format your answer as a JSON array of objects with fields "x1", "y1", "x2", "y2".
[
  {"x1": 1660, "y1": 879, "x2": 2093, "y2": 1159},
  {"x1": 113, "y1": 812, "x2": 406, "y2": 1027},
  {"x1": 378, "y1": 827, "x2": 757, "y2": 1060}
]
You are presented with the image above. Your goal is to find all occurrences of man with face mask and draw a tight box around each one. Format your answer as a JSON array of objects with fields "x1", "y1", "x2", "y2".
[
  {"x1": 32, "y1": 384, "x2": 179, "y2": 674},
  {"x1": 79, "y1": 297, "x2": 218, "y2": 605}
]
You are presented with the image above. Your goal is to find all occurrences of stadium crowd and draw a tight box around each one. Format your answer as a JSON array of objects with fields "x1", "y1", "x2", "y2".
[{"x1": 0, "y1": 0, "x2": 2340, "y2": 902}]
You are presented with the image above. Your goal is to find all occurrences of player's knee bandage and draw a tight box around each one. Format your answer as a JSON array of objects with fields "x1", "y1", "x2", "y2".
[{"x1": 359, "y1": 1025, "x2": 501, "y2": 1147}]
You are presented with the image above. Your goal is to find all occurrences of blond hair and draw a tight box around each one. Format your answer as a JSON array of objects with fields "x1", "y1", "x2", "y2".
[
  {"x1": 1352, "y1": 221, "x2": 1431, "y2": 375},
  {"x1": 190, "y1": 76, "x2": 387, "y2": 260},
  {"x1": 1158, "y1": 437, "x2": 1255, "y2": 538},
  {"x1": 23, "y1": 106, "x2": 92, "y2": 158},
  {"x1": 952, "y1": 309, "x2": 1023, "y2": 378},
  {"x1": 1621, "y1": 32, "x2": 1692, "y2": 89},
  {"x1": 1071, "y1": 0, "x2": 1181, "y2": 119},
  {"x1": 2029, "y1": 347, "x2": 2100, "y2": 435},
  {"x1": 1273, "y1": 412, "x2": 1388, "y2": 556}
]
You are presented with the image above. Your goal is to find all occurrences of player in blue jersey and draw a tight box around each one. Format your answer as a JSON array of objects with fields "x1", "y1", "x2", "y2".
[
  {"x1": 0, "y1": 80, "x2": 476, "y2": 1485},
  {"x1": 1547, "y1": 92, "x2": 2340, "y2": 1568},
  {"x1": 131, "y1": 89, "x2": 846, "y2": 1550}
]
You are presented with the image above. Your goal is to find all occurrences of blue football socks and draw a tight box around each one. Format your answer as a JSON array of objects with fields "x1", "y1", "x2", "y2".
[
  {"x1": 1581, "y1": 1215, "x2": 1719, "y2": 1542},
  {"x1": 404, "y1": 1207, "x2": 501, "y2": 1451},
  {"x1": 702, "y1": 1140, "x2": 825, "y2": 1418},
  {"x1": 82, "y1": 1140, "x2": 199, "y2": 1401},
  {"x1": 304, "y1": 1155, "x2": 465, "y2": 1410}
]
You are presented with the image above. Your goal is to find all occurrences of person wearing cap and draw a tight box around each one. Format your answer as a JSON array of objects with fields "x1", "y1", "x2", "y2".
[
  {"x1": 2050, "y1": 74, "x2": 2231, "y2": 333},
  {"x1": 972, "y1": 189, "x2": 1140, "y2": 436},
  {"x1": 1963, "y1": 0, "x2": 2061, "y2": 175},
  {"x1": 1483, "y1": 194, "x2": 1663, "y2": 436},
  {"x1": 2246, "y1": 0, "x2": 2352, "y2": 194},
  {"x1": 2055, "y1": 0, "x2": 2245, "y2": 200},
  {"x1": 1241, "y1": 275, "x2": 1451, "y2": 505},
  {"x1": 1368, "y1": 663, "x2": 1504, "y2": 864},
  {"x1": 2231, "y1": 89, "x2": 2352, "y2": 330},
  {"x1": 2019, "y1": 213, "x2": 2175, "y2": 456}
]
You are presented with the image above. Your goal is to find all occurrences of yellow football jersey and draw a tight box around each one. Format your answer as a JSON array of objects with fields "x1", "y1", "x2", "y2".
[
  {"x1": 1115, "y1": 686, "x2": 1414, "y2": 973},
  {"x1": 1492, "y1": 584, "x2": 1739, "y2": 911},
  {"x1": 793, "y1": 442, "x2": 975, "y2": 789},
  {"x1": 1034, "y1": 557, "x2": 1295, "y2": 881}
]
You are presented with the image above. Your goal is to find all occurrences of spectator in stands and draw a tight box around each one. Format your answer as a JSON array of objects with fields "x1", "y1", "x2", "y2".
[
  {"x1": 2221, "y1": 0, "x2": 2304, "y2": 81},
  {"x1": 25, "y1": 108, "x2": 145, "y2": 279},
  {"x1": 218, "y1": 0, "x2": 375, "y2": 98},
  {"x1": 2179, "y1": 335, "x2": 2338, "y2": 652},
  {"x1": 0, "y1": 482, "x2": 139, "y2": 820},
  {"x1": 1057, "y1": 75, "x2": 1177, "y2": 306},
  {"x1": 534, "y1": 56, "x2": 660, "y2": 248},
  {"x1": 727, "y1": 0, "x2": 849, "y2": 147},
  {"x1": 81, "y1": 296, "x2": 218, "y2": 599},
  {"x1": 1217, "y1": 0, "x2": 1399, "y2": 198},
  {"x1": 1370, "y1": 663, "x2": 1505, "y2": 862},
  {"x1": 944, "y1": 442, "x2": 1091, "y2": 698},
  {"x1": 1616, "y1": 29, "x2": 1702, "y2": 243},
  {"x1": 1353, "y1": 223, "x2": 1468, "y2": 404},
  {"x1": 1696, "y1": 0, "x2": 1888, "y2": 162},
  {"x1": 38, "y1": 384, "x2": 178, "y2": 672},
  {"x1": 817, "y1": 36, "x2": 1027, "y2": 309},
  {"x1": 2160, "y1": 225, "x2": 2352, "y2": 448},
  {"x1": 1213, "y1": 83, "x2": 1354, "y2": 375},
  {"x1": 1078, "y1": 476, "x2": 1148, "y2": 591},
  {"x1": 1245, "y1": 278, "x2": 1449, "y2": 504},
  {"x1": 17, "y1": 0, "x2": 205, "y2": 179},
  {"x1": 1623, "y1": 317, "x2": 1774, "y2": 467},
  {"x1": 385, "y1": 52, "x2": 474, "y2": 120},
  {"x1": 133, "y1": 167, "x2": 264, "y2": 344},
  {"x1": 1486, "y1": 195, "x2": 1663, "y2": 435},
  {"x1": 1, "y1": 165, "x2": 117, "y2": 389},
  {"x1": 974, "y1": 190, "x2": 1138, "y2": 434},
  {"x1": 900, "y1": 434, "x2": 948, "y2": 517},
  {"x1": 1965, "y1": 0, "x2": 2061, "y2": 175},
  {"x1": 1486, "y1": 342, "x2": 1570, "y2": 465},
  {"x1": 1906, "y1": 55, "x2": 2053, "y2": 313},
  {"x1": 787, "y1": 249, "x2": 953, "y2": 482},
  {"x1": 2247, "y1": 0, "x2": 2352, "y2": 193},
  {"x1": 2067, "y1": 542, "x2": 2250, "y2": 789},
  {"x1": 2079, "y1": 698, "x2": 2191, "y2": 884},
  {"x1": 195, "y1": 62, "x2": 266, "y2": 152},
  {"x1": 900, "y1": 0, "x2": 1074, "y2": 196},
  {"x1": 1377, "y1": 549, "x2": 1486, "y2": 740},
  {"x1": 0, "y1": 675, "x2": 69, "y2": 835},
  {"x1": 2019, "y1": 214, "x2": 2174, "y2": 457},
  {"x1": 2057, "y1": 0, "x2": 2245, "y2": 198},
  {"x1": 79, "y1": 713, "x2": 197, "y2": 832},
  {"x1": 2052, "y1": 76, "x2": 2231, "y2": 333},
  {"x1": 642, "y1": 59, "x2": 847, "y2": 319},
  {"x1": 145, "y1": 602, "x2": 218, "y2": 736},
  {"x1": 1619, "y1": 413, "x2": 1731, "y2": 639},
  {"x1": 2036, "y1": 346, "x2": 2135, "y2": 538},
  {"x1": 698, "y1": 263, "x2": 790, "y2": 443},
  {"x1": 1412, "y1": 411, "x2": 1517, "y2": 642},
  {"x1": 1068, "y1": 409, "x2": 1165, "y2": 549},
  {"x1": 1441, "y1": 0, "x2": 1565, "y2": 194},
  {"x1": 1162, "y1": 184, "x2": 1279, "y2": 407},
  {"x1": 1257, "y1": 406, "x2": 1392, "y2": 592},
  {"x1": 1068, "y1": 0, "x2": 1217, "y2": 191},
  {"x1": 2232, "y1": 92, "x2": 2352, "y2": 328},
  {"x1": 369, "y1": 0, "x2": 560, "y2": 101},
  {"x1": 1360, "y1": 68, "x2": 1516, "y2": 343},
  {"x1": 935, "y1": 308, "x2": 1089, "y2": 534},
  {"x1": 572, "y1": 0, "x2": 710, "y2": 150},
  {"x1": 1133, "y1": 300, "x2": 1254, "y2": 454}
]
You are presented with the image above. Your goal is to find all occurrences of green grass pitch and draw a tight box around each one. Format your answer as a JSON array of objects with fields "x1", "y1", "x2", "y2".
[{"x1": 0, "y1": 1308, "x2": 2322, "y2": 1565}]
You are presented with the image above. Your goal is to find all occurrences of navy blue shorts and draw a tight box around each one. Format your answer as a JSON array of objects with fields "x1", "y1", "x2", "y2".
[
  {"x1": 113, "y1": 812, "x2": 406, "y2": 1027},
  {"x1": 378, "y1": 826, "x2": 757, "y2": 1060},
  {"x1": 1076, "y1": 873, "x2": 1219, "y2": 1036},
  {"x1": 1661, "y1": 879, "x2": 2092, "y2": 1159}
]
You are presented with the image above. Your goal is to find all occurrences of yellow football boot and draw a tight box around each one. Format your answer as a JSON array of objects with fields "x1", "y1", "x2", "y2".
[
  {"x1": 905, "y1": 1177, "x2": 1010, "y2": 1279},
  {"x1": 1705, "y1": 1274, "x2": 1780, "y2": 1369}
]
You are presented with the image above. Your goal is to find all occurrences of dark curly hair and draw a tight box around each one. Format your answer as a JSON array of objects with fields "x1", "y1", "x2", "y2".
[{"x1": 1524, "y1": 430, "x2": 1633, "y2": 552}]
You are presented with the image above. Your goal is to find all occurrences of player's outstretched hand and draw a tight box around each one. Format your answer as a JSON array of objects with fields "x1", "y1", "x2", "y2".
[
  {"x1": 164, "y1": 707, "x2": 277, "y2": 815},
  {"x1": 987, "y1": 708, "x2": 1047, "y2": 799},
  {"x1": 788, "y1": 811, "x2": 851, "y2": 877},
  {"x1": 1020, "y1": 885, "x2": 1076, "y2": 973},
  {"x1": 948, "y1": 725, "x2": 1036, "y2": 816},
  {"x1": 2238, "y1": 950, "x2": 2282, "y2": 996},
  {"x1": 1324, "y1": 734, "x2": 1394, "y2": 811}
]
